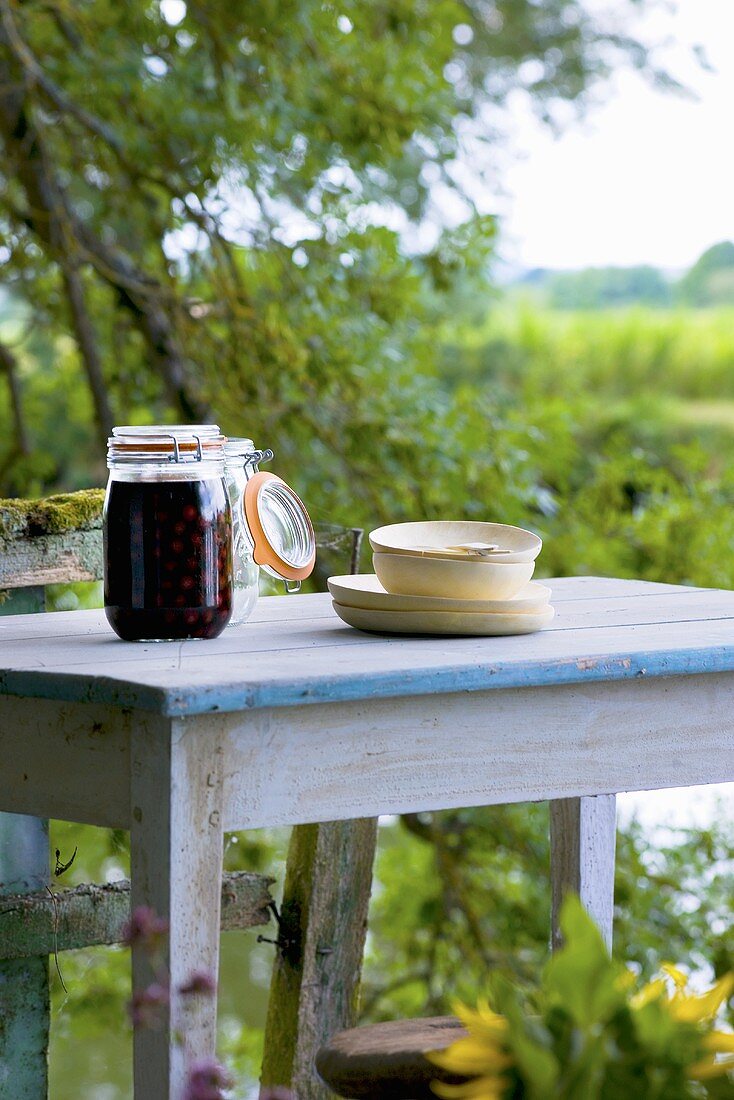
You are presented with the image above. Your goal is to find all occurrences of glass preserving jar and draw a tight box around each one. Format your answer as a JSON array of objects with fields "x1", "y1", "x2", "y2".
[
  {"x1": 224, "y1": 438, "x2": 316, "y2": 626},
  {"x1": 224, "y1": 439, "x2": 267, "y2": 626},
  {"x1": 104, "y1": 425, "x2": 232, "y2": 641}
]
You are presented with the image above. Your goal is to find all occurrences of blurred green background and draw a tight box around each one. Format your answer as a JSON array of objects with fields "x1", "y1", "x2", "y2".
[{"x1": 1, "y1": 0, "x2": 733, "y2": 1095}]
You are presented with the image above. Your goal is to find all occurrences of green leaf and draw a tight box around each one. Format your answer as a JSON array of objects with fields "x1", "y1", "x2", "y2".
[{"x1": 543, "y1": 897, "x2": 623, "y2": 1028}]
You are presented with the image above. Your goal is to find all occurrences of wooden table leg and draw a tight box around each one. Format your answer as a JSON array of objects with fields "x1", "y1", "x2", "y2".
[
  {"x1": 129, "y1": 718, "x2": 225, "y2": 1099},
  {"x1": 550, "y1": 795, "x2": 617, "y2": 951},
  {"x1": 261, "y1": 817, "x2": 378, "y2": 1100}
]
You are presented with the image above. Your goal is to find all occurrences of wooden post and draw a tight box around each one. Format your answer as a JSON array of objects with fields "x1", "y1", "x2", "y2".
[
  {"x1": 550, "y1": 795, "x2": 617, "y2": 951},
  {"x1": 0, "y1": 813, "x2": 49, "y2": 1100},
  {"x1": 261, "y1": 818, "x2": 378, "y2": 1100},
  {"x1": 0, "y1": 586, "x2": 48, "y2": 1100},
  {"x1": 129, "y1": 717, "x2": 225, "y2": 1099}
]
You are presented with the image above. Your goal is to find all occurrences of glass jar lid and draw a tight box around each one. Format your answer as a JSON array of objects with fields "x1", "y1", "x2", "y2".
[
  {"x1": 244, "y1": 472, "x2": 316, "y2": 582},
  {"x1": 108, "y1": 425, "x2": 225, "y2": 465}
]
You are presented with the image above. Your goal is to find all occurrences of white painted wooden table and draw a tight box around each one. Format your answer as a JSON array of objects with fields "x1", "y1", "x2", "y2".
[{"x1": 1, "y1": 576, "x2": 733, "y2": 1097}]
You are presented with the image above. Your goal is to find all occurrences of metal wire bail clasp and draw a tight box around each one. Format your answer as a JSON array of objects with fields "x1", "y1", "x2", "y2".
[
  {"x1": 243, "y1": 448, "x2": 274, "y2": 466},
  {"x1": 165, "y1": 434, "x2": 181, "y2": 463},
  {"x1": 165, "y1": 433, "x2": 205, "y2": 462}
]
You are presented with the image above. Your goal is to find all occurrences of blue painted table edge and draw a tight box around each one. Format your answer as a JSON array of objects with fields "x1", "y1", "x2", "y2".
[{"x1": 1, "y1": 645, "x2": 734, "y2": 717}]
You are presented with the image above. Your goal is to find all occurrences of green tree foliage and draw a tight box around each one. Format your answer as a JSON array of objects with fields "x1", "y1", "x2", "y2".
[
  {"x1": 678, "y1": 241, "x2": 734, "y2": 306},
  {"x1": 1, "y1": 0, "x2": 663, "y2": 505},
  {"x1": 511, "y1": 246, "x2": 734, "y2": 312},
  {"x1": 364, "y1": 810, "x2": 734, "y2": 1025}
]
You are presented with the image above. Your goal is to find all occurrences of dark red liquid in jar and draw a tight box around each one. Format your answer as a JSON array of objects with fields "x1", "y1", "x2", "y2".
[{"x1": 104, "y1": 477, "x2": 232, "y2": 640}]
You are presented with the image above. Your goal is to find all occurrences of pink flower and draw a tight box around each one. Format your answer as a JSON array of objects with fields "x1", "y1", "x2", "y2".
[
  {"x1": 184, "y1": 1058, "x2": 233, "y2": 1100},
  {"x1": 122, "y1": 906, "x2": 169, "y2": 951},
  {"x1": 128, "y1": 981, "x2": 169, "y2": 1029},
  {"x1": 179, "y1": 969, "x2": 217, "y2": 997}
]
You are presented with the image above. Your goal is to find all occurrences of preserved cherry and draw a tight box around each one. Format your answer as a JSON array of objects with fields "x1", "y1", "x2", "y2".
[{"x1": 104, "y1": 477, "x2": 232, "y2": 641}]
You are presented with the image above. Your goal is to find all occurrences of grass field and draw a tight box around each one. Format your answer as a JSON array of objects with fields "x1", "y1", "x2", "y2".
[{"x1": 440, "y1": 304, "x2": 734, "y2": 407}]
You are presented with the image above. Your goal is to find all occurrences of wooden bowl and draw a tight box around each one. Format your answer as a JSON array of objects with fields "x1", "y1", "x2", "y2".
[
  {"x1": 373, "y1": 551, "x2": 535, "y2": 601},
  {"x1": 327, "y1": 574, "x2": 551, "y2": 614},
  {"x1": 332, "y1": 601, "x2": 554, "y2": 637},
  {"x1": 369, "y1": 521, "x2": 542, "y2": 564}
]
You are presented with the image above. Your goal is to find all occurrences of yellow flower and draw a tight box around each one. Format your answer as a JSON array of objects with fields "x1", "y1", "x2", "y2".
[
  {"x1": 429, "y1": 1036, "x2": 513, "y2": 1077},
  {"x1": 435, "y1": 968, "x2": 734, "y2": 1097},
  {"x1": 428, "y1": 1000, "x2": 512, "y2": 1100},
  {"x1": 634, "y1": 966, "x2": 734, "y2": 1082},
  {"x1": 632, "y1": 966, "x2": 734, "y2": 1024},
  {"x1": 704, "y1": 1032, "x2": 734, "y2": 1055},
  {"x1": 661, "y1": 963, "x2": 688, "y2": 990},
  {"x1": 630, "y1": 977, "x2": 667, "y2": 1010},
  {"x1": 668, "y1": 973, "x2": 734, "y2": 1024},
  {"x1": 688, "y1": 1029, "x2": 734, "y2": 1081},
  {"x1": 452, "y1": 1000, "x2": 509, "y2": 1042}
]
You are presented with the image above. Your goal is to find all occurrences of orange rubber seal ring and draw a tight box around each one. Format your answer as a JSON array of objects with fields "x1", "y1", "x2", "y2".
[{"x1": 244, "y1": 471, "x2": 316, "y2": 581}]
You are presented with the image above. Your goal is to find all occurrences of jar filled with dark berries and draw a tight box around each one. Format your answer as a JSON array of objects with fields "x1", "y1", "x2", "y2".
[{"x1": 104, "y1": 425, "x2": 233, "y2": 641}]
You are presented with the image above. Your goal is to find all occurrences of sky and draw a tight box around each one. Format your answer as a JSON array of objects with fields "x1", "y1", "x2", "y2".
[{"x1": 497, "y1": 0, "x2": 734, "y2": 272}]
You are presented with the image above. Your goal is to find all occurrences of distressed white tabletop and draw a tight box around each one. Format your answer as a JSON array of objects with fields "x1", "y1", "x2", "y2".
[
  {"x1": 0, "y1": 576, "x2": 733, "y2": 715},
  {"x1": 2, "y1": 574, "x2": 733, "y2": 1100}
]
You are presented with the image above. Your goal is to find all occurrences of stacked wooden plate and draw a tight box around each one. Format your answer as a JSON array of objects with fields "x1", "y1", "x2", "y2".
[{"x1": 329, "y1": 521, "x2": 554, "y2": 636}]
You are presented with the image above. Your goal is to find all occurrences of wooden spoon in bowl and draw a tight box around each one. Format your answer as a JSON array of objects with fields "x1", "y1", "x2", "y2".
[{"x1": 408, "y1": 542, "x2": 513, "y2": 559}]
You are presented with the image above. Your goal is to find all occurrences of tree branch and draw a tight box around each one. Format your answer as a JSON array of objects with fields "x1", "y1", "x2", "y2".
[
  {"x1": 0, "y1": 336, "x2": 30, "y2": 456},
  {"x1": 60, "y1": 260, "x2": 114, "y2": 445},
  {"x1": 0, "y1": 0, "x2": 124, "y2": 154},
  {"x1": 2, "y1": 0, "x2": 236, "y2": 257}
]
